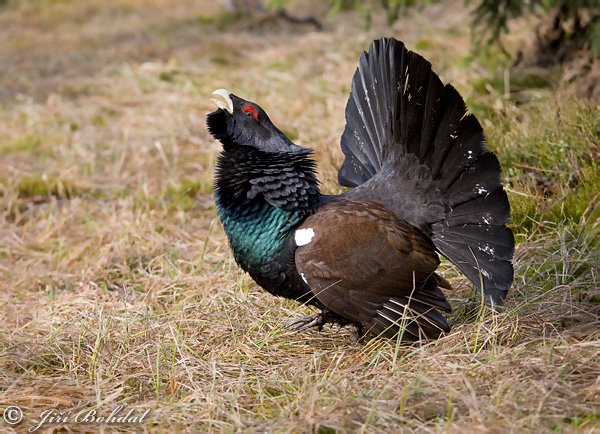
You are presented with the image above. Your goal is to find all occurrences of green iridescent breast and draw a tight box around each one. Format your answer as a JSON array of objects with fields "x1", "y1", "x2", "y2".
[{"x1": 218, "y1": 202, "x2": 305, "y2": 272}]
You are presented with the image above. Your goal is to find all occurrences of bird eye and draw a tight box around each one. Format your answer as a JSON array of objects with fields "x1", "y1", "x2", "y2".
[{"x1": 243, "y1": 105, "x2": 258, "y2": 121}]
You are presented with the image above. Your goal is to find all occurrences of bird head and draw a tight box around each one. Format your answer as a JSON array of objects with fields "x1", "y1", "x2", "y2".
[{"x1": 207, "y1": 89, "x2": 309, "y2": 155}]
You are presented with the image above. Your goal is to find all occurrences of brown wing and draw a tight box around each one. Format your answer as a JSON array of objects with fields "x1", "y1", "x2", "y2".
[{"x1": 295, "y1": 199, "x2": 452, "y2": 340}]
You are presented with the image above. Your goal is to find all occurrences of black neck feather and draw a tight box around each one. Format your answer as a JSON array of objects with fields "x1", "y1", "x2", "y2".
[{"x1": 215, "y1": 145, "x2": 322, "y2": 212}]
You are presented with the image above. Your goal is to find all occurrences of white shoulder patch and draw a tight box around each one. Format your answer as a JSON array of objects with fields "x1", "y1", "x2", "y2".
[{"x1": 295, "y1": 228, "x2": 314, "y2": 246}]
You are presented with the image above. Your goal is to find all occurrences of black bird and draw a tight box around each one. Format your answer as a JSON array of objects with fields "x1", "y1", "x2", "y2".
[{"x1": 207, "y1": 38, "x2": 514, "y2": 340}]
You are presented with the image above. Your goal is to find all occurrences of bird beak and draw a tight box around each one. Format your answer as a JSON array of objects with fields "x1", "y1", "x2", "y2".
[{"x1": 211, "y1": 89, "x2": 234, "y2": 114}]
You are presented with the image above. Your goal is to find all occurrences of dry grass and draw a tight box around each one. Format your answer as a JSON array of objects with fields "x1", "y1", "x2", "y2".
[{"x1": 1, "y1": 0, "x2": 599, "y2": 431}]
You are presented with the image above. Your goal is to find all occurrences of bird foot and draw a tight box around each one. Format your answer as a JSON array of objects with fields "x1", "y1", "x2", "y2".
[
  {"x1": 283, "y1": 312, "x2": 326, "y2": 332},
  {"x1": 283, "y1": 310, "x2": 361, "y2": 337},
  {"x1": 349, "y1": 324, "x2": 365, "y2": 342}
]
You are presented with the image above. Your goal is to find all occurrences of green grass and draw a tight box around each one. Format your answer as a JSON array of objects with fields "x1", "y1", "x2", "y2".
[
  {"x1": 0, "y1": 0, "x2": 599, "y2": 432},
  {"x1": 487, "y1": 97, "x2": 600, "y2": 233}
]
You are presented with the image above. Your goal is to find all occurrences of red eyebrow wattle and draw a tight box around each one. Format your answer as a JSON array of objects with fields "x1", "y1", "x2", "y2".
[{"x1": 243, "y1": 105, "x2": 258, "y2": 120}]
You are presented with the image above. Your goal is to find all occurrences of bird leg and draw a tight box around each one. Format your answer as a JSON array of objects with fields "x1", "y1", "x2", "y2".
[
  {"x1": 283, "y1": 312, "x2": 326, "y2": 332},
  {"x1": 283, "y1": 309, "x2": 356, "y2": 333},
  {"x1": 349, "y1": 323, "x2": 365, "y2": 342}
]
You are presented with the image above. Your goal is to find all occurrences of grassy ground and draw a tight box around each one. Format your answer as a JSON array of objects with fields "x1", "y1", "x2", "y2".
[{"x1": 1, "y1": 0, "x2": 599, "y2": 431}]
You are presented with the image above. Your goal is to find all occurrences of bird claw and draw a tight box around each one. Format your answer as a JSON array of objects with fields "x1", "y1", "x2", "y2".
[
  {"x1": 283, "y1": 313, "x2": 324, "y2": 332},
  {"x1": 284, "y1": 311, "x2": 365, "y2": 341}
]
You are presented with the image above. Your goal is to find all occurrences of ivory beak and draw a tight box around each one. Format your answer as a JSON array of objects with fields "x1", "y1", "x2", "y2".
[{"x1": 211, "y1": 89, "x2": 234, "y2": 114}]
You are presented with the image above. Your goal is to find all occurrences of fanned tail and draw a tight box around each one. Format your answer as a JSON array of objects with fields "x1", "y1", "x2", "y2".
[{"x1": 339, "y1": 38, "x2": 514, "y2": 304}]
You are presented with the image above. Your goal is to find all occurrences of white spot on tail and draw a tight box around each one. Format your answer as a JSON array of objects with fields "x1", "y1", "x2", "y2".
[
  {"x1": 295, "y1": 228, "x2": 314, "y2": 246},
  {"x1": 300, "y1": 273, "x2": 308, "y2": 284},
  {"x1": 479, "y1": 245, "x2": 496, "y2": 255},
  {"x1": 475, "y1": 184, "x2": 488, "y2": 195}
]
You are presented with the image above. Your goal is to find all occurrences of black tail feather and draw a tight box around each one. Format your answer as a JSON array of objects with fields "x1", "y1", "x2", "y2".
[
  {"x1": 445, "y1": 189, "x2": 511, "y2": 226},
  {"x1": 339, "y1": 38, "x2": 515, "y2": 304},
  {"x1": 432, "y1": 223, "x2": 514, "y2": 303},
  {"x1": 400, "y1": 49, "x2": 432, "y2": 160},
  {"x1": 428, "y1": 86, "x2": 477, "y2": 176},
  {"x1": 446, "y1": 153, "x2": 502, "y2": 206},
  {"x1": 418, "y1": 72, "x2": 447, "y2": 162},
  {"x1": 434, "y1": 114, "x2": 486, "y2": 190}
]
